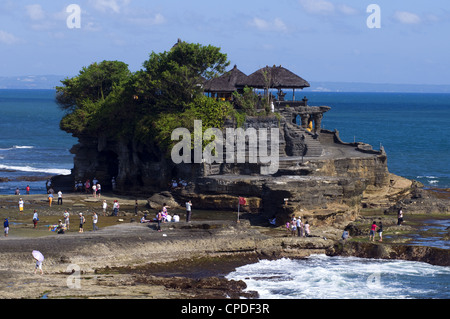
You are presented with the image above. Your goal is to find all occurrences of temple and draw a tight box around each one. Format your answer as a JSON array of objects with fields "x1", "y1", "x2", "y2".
[{"x1": 202, "y1": 64, "x2": 331, "y2": 161}]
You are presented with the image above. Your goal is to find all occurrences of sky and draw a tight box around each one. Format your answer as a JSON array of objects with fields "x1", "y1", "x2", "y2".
[{"x1": 0, "y1": 0, "x2": 449, "y2": 85}]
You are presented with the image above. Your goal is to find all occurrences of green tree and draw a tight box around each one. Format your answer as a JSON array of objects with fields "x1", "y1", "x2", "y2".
[{"x1": 56, "y1": 60, "x2": 131, "y2": 135}]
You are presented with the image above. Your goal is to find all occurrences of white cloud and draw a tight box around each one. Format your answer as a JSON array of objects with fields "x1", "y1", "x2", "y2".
[
  {"x1": 25, "y1": 4, "x2": 45, "y2": 20},
  {"x1": 249, "y1": 17, "x2": 288, "y2": 32},
  {"x1": 393, "y1": 11, "x2": 421, "y2": 24},
  {"x1": 299, "y1": 0, "x2": 334, "y2": 15},
  {"x1": 89, "y1": 0, "x2": 131, "y2": 14},
  {"x1": 338, "y1": 4, "x2": 359, "y2": 16},
  {"x1": 299, "y1": 0, "x2": 359, "y2": 17},
  {"x1": 0, "y1": 30, "x2": 18, "y2": 44}
]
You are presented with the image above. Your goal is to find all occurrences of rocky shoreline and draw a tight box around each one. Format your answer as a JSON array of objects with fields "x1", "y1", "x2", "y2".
[{"x1": 0, "y1": 186, "x2": 449, "y2": 299}]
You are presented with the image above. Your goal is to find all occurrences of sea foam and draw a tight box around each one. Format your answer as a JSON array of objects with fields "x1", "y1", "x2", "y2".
[{"x1": 0, "y1": 164, "x2": 71, "y2": 175}]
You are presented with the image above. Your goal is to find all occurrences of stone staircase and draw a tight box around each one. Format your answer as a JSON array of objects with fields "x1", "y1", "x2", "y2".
[{"x1": 286, "y1": 122, "x2": 323, "y2": 157}]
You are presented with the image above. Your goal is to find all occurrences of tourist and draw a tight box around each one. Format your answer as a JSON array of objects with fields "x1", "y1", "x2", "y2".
[
  {"x1": 4, "y1": 218, "x2": 9, "y2": 237},
  {"x1": 162, "y1": 203, "x2": 170, "y2": 222},
  {"x1": 291, "y1": 221, "x2": 297, "y2": 237},
  {"x1": 32, "y1": 210, "x2": 39, "y2": 229},
  {"x1": 173, "y1": 214, "x2": 180, "y2": 222},
  {"x1": 33, "y1": 255, "x2": 44, "y2": 275},
  {"x1": 304, "y1": 221, "x2": 311, "y2": 237},
  {"x1": 79, "y1": 213, "x2": 85, "y2": 233},
  {"x1": 57, "y1": 219, "x2": 65, "y2": 234},
  {"x1": 18, "y1": 198, "x2": 24, "y2": 213},
  {"x1": 92, "y1": 183, "x2": 97, "y2": 198},
  {"x1": 26, "y1": 185, "x2": 30, "y2": 195},
  {"x1": 77, "y1": 181, "x2": 83, "y2": 192},
  {"x1": 342, "y1": 230, "x2": 349, "y2": 241},
  {"x1": 290, "y1": 216, "x2": 297, "y2": 236},
  {"x1": 185, "y1": 200, "x2": 192, "y2": 222},
  {"x1": 156, "y1": 211, "x2": 163, "y2": 232},
  {"x1": 296, "y1": 217, "x2": 302, "y2": 237},
  {"x1": 378, "y1": 221, "x2": 383, "y2": 242},
  {"x1": 15, "y1": 187, "x2": 20, "y2": 195},
  {"x1": 96, "y1": 183, "x2": 101, "y2": 197},
  {"x1": 369, "y1": 221, "x2": 378, "y2": 241},
  {"x1": 92, "y1": 212, "x2": 99, "y2": 231},
  {"x1": 85, "y1": 180, "x2": 90, "y2": 194},
  {"x1": 63, "y1": 210, "x2": 70, "y2": 230},
  {"x1": 140, "y1": 216, "x2": 151, "y2": 223},
  {"x1": 102, "y1": 200, "x2": 107, "y2": 216},
  {"x1": 92, "y1": 177, "x2": 98, "y2": 186},
  {"x1": 48, "y1": 193, "x2": 53, "y2": 207},
  {"x1": 57, "y1": 190, "x2": 63, "y2": 205},
  {"x1": 111, "y1": 177, "x2": 116, "y2": 191},
  {"x1": 397, "y1": 208, "x2": 404, "y2": 226},
  {"x1": 134, "y1": 200, "x2": 138, "y2": 216},
  {"x1": 113, "y1": 200, "x2": 119, "y2": 216}
]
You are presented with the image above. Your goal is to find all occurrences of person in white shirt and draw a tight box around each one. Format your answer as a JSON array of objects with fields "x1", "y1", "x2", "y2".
[{"x1": 57, "y1": 191, "x2": 63, "y2": 205}]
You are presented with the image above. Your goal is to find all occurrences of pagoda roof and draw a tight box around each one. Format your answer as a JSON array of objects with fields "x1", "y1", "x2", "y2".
[
  {"x1": 239, "y1": 65, "x2": 310, "y2": 89},
  {"x1": 203, "y1": 65, "x2": 248, "y2": 93}
]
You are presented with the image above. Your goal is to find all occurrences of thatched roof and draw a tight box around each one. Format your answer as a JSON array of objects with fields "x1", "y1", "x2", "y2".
[
  {"x1": 240, "y1": 65, "x2": 310, "y2": 89},
  {"x1": 203, "y1": 65, "x2": 248, "y2": 93}
]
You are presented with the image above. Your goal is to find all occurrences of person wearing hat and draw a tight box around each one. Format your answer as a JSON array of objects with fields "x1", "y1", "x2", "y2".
[{"x1": 79, "y1": 213, "x2": 86, "y2": 233}]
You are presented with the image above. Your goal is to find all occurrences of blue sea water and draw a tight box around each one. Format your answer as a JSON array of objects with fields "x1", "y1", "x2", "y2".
[
  {"x1": 0, "y1": 89, "x2": 449, "y2": 194},
  {"x1": 226, "y1": 255, "x2": 450, "y2": 299},
  {"x1": 0, "y1": 89, "x2": 77, "y2": 194}
]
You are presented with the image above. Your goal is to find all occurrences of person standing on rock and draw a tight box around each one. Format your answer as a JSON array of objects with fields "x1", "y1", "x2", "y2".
[
  {"x1": 397, "y1": 208, "x2": 404, "y2": 226},
  {"x1": 63, "y1": 210, "x2": 70, "y2": 230},
  {"x1": 102, "y1": 200, "x2": 108, "y2": 216},
  {"x1": 92, "y1": 212, "x2": 99, "y2": 231},
  {"x1": 185, "y1": 200, "x2": 192, "y2": 222},
  {"x1": 48, "y1": 193, "x2": 53, "y2": 207},
  {"x1": 113, "y1": 200, "x2": 119, "y2": 216},
  {"x1": 57, "y1": 190, "x2": 63, "y2": 205},
  {"x1": 4, "y1": 218, "x2": 9, "y2": 237},
  {"x1": 32, "y1": 210, "x2": 39, "y2": 229},
  {"x1": 377, "y1": 221, "x2": 383, "y2": 242},
  {"x1": 304, "y1": 221, "x2": 311, "y2": 237},
  {"x1": 296, "y1": 217, "x2": 302, "y2": 237},
  {"x1": 369, "y1": 221, "x2": 378, "y2": 241},
  {"x1": 79, "y1": 213, "x2": 85, "y2": 233},
  {"x1": 156, "y1": 211, "x2": 163, "y2": 232},
  {"x1": 18, "y1": 198, "x2": 24, "y2": 213}
]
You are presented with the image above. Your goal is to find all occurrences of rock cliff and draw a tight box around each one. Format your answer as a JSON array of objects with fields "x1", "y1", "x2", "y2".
[{"x1": 53, "y1": 105, "x2": 410, "y2": 225}]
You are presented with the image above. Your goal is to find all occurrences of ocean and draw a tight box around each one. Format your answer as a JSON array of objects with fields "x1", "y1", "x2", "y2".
[
  {"x1": 0, "y1": 89, "x2": 77, "y2": 195},
  {"x1": 226, "y1": 254, "x2": 450, "y2": 299}
]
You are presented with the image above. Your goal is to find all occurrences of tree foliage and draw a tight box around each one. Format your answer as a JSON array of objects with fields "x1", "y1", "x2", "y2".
[{"x1": 56, "y1": 41, "x2": 232, "y2": 154}]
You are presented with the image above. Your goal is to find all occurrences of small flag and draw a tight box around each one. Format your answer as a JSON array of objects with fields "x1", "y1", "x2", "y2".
[{"x1": 239, "y1": 197, "x2": 246, "y2": 205}]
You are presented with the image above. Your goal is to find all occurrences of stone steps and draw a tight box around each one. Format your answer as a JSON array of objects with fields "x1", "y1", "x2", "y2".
[{"x1": 287, "y1": 123, "x2": 323, "y2": 157}]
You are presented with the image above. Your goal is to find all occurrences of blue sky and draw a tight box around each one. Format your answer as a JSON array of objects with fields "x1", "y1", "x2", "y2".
[{"x1": 0, "y1": 0, "x2": 449, "y2": 85}]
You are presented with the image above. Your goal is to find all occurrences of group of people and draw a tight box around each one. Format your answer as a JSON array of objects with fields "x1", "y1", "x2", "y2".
[
  {"x1": 74, "y1": 178, "x2": 102, "y2": 198},
  {"x1": 140, "y1": 201, "x2": 193, "y2": 232},
  {"x1": 14, "y1": 185, "x2": 31, "y2": 195},
  {"x1": 286, "y1": 216, "x2": 311, "y2": 237}
]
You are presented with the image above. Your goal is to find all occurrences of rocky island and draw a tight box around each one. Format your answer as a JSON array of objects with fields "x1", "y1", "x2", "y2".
[{"x1": 1, "y1": 41, "x2": 448, "y2": 300}]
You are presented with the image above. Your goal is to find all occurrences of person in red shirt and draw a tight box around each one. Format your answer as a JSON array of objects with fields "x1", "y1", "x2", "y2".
[
  {"x1": 26, "y1": 185, "x2": 30, "y2": 195},
  {"x1": 369, "y1": 221, "x2": 379, "y2": 241}
]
